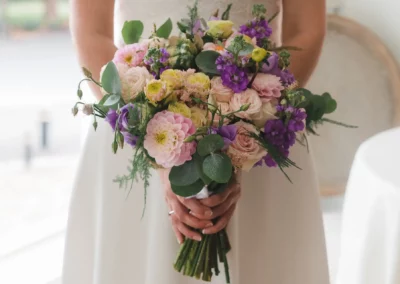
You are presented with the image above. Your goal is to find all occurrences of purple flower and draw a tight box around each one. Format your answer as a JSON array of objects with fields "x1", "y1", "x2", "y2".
[
  {"x1": 160, "y1": 48, "x2": 170, "y2": 64},
  {"x1": 209, "y1": 125, "x2": 237, "y2": 150},
  {"x1": 239, "y1": 19, "x2": 272, "y2": 46},
  {"x1": 122, "y1": 131, "x2": 138, "y2": 147},
  {"x1": 287, "y1": 108, "x2": 307, "y2": 132},
  {"x1": 216, "y1": 54, "x2": 249, "y2": 93},
  {"x1": 260, "y1": 53, "x2": 296, "y2": 87},
  {"x1": 264, "y1": 119, "x2": 287, "y2": 147},
  {"x1": 192, "y1": 19, "x2": 204, "y2": 37},
  {"x1": 119, "y1": 103, "x2": 137, "y2": 130},
  {"x1": 105, "y1": 109, "x2": 119, "y2": 131}
]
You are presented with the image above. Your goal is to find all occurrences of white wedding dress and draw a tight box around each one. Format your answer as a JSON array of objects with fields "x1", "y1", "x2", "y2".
[{"x1": 62, "y1": 0, "x2": 330, "y2": 283}]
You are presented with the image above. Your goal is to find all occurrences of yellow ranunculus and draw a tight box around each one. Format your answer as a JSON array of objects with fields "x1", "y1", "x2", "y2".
[
  {"x1": 144, "y1": 79, "x2": 168, "y2": 105},
  {"x1": 207, "y1": 20, "x2": 234, "y2": 39},
  {"x1": 190, "y1": 107, "x2": 207, "y2": 127},
  {"x1": 186, "y1": 72, "x2": 211, "y2": 91},
  {"x1": 168, "y1": 102, "x2": 192, "y2": 118},
  {"x1": 252, "y1": 48, "x2": 269, "y2": 63},
  {"x1": 160, "y1": 69, "x2": 184, "y2": 89}
]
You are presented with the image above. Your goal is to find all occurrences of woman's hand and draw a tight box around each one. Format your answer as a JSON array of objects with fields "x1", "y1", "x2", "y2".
[
  {"x1": 198, "y1": 171, "x2": 242, "y2": 235},
  {"x1": 159, "y1": 169, "x2": 214, "y2": 244}
]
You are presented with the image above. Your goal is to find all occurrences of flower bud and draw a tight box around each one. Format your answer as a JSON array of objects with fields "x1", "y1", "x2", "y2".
[
  {"x1": 251, "y1": 48, "x2": 268, "y2": 63},
  {"x1": 82, "y1": 67, "x2": 92, "y2": 78},
  {"x1": 77, "y1": 89, "x2": 83, "y2": 100},
  {"x1": 82, "y1": 104, "x2": 94, "y2": 115},
  {"x1": 280, "y1": 99, "x2": 287, "y2": 106},
  {"x1": 72, "y1": 106, "x2": 79, "y2": 116},
  {"x1": 112, "y1": 141, "x2": 118, "y2": 154},
  {"x1": 240, "y1": 103, "x2": 251, "y2": 111},
  {"x1": 117, "y1": 132, "x2": 125, "y2": 149},
  {"x1": 93, "y1": 121, "x2": 98, "y2": 131}
]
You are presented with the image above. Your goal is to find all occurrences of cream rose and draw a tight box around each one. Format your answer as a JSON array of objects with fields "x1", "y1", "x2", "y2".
[
  {"x1": 120, "y1": 66, "x2": 153, "y2": 102},
  {"x1": 229, "y1": 89, "x2": 262, "y2": 120},
  {"x1": 251, "y1": 99, "x2": 278, "y2": 128},
  {"x1": 252, "y1": 73, "x2": 284, "y2": 102},
  {"x1": 210, "y1": 77, "x2": 234, "y2": 103},
  {"x1": 227, "y1": 121, "x2": 267, "y2": 171},
  {"x1": 208, "y1": 93, "x2": 232, "y2": 126}
]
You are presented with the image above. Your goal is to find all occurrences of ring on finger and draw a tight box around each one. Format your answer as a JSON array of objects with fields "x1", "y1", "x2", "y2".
[{"x1": 168, "y1": 210, "x2": 175, "y2": 216}]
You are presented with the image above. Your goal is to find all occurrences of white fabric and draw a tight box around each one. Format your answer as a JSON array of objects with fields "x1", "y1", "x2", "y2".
[
  {"x1": 62, "y1": 1, "x2": 330, "y2": 283},
  {"x1": 336, "y1": 127, "x2": 400, "y2": 284}
]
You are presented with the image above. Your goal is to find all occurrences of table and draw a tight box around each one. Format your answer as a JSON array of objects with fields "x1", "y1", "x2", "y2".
[{"x1": 336, "y1": 127, "x2": 400, "y2": 284}]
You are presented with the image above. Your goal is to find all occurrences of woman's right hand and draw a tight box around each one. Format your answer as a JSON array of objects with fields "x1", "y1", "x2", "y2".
[{"x1": 158, "y1": 169, "x2": 214, "y2": 244}]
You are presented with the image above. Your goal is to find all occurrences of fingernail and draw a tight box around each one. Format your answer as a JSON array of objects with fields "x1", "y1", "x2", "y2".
[
  {"x1": 205, "y1": 222, "x2": 213, "y2": 228},
  {"x1": 194, "y1": 236, "x2": 202, "y2": 242},
  {"x1": 202, "y1": 229, "x2": 209, "y2": 235},
  {"x1": 177, "y1": 238, "x2": 182, "y2": 244},
  {"x1": 205, "y1": 210, "x2": 213, "y2": 217}
]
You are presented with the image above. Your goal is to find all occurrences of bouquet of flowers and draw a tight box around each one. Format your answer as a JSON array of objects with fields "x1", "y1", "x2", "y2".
[{"x1": 72, "y1": 2, "x2": 354, "y2": 283}]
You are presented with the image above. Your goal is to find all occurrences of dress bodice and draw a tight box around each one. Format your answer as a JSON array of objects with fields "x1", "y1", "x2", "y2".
[{"x1": 114, "y1": 0, "x2": 282, "y2": 47}]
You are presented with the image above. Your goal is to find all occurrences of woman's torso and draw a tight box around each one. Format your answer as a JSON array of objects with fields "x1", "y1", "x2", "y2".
[{"x1": 114, "y1": 0, "x2": 282, "y2": 47}]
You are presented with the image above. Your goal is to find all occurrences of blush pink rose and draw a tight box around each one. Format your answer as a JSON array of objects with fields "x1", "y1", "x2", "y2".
[
  {"x1": 229, "y1": 89, "x2": 262, "y2": 120},
  {"x1": 210, "y1": 77, "x2": 234, "y2": 103},
  {"x1": 251, "y1": 73, "x2": 284, "y2": 102},
  {"x1": 227, "y1": 121, "x2": 267, "y2": 171}
]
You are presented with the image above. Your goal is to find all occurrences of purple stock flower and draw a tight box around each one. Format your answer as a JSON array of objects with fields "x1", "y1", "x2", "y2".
[
  {"x1": 119, "y1": 103, "x2": 137, "y2": 130},
  {"x1": 160, "y1": 48, "x2": 170, "y2": 64},
  {"x1": 287, "y1": 108, "x2": 307, "y2": 132},
  {"x1": 216, "y1": 53, "x2": 249, "y2": 93},
  {"x1": 239, "y1": 19, "x2": 272, "y2": 46},
  {"x1": 105, "y1": 109, "x2": 119, "y2": 131},
  {"x1": 192, "y1": 19, "x2": 204, "y2": 37}
]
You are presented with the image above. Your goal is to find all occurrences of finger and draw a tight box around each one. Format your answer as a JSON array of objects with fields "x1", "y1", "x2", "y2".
[
  {"x1": 171, "y1": 219, "x2": 185, "y2": 244},
  {"x1": 174, "y1": 218, "x2": 202, "y2": 241},
  {"x1": 178, "y1": 197, "x2": 213, "y2": 218},
  {"x1": 202, "y1": 204, "x2": 236, "y2": 235},
  {"x1": 171, "y1": 199, "x2": 213, "y2": 229},
  {"x1": 209, "y1": 191, "x2": 240, "y2": 219},
  {"x1": 200, "y1": 183, "x2": 239, "y2": 207}
]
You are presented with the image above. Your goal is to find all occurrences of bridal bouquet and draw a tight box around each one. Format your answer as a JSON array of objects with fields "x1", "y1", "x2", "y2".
[{"x1": 73, "y1": 2, "x2": 353, "y2": 283}]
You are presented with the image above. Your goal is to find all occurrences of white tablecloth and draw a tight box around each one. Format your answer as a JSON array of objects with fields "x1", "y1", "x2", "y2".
[{"x1": 336, "y1": 127, "x2": 400, "y2": 284}]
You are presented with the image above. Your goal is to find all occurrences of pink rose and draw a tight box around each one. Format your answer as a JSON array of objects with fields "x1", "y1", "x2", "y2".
[
  {"x1": 210, "y1": 77, "x2": 234, "y2": 103},
  {"x1": 229, "y1": 89, "x2": 262, "y2": 120},
  {"x1": 251, "y1": 99, "x2": 278, "y2": 128},
  {"x1": 251, "y1": 73, "x2": 284, "y2": 102},
  {"x1": 227, "y1": 121, "x2": 267, "y2": 171}
]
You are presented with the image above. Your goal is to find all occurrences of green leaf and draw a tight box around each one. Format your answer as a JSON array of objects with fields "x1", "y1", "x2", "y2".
[
  {"x1": 101, "y1": 62, "x2": 122, "y2": 95},
  {"x1": 221, "y1": 4, "x2": 233, "y2": 20},
  {"x1": 122, "y1": 20, "x2": 144, "y2": 44},
  {"x1": 156, "y1": 18, "x2": 173, "y2": 39},
  {"x1": 322, "y1": 93, "x2": 337, "y2": 114},
  {"x1": 194, "y1": 152, "x2": 212, "y2": 185},
  {"x1": 238, "y1": 42, "x2": 254, "y2": 56},
  {"x1": 203, "y1": 153, "x2": 232, "y2": 183},
  {"x1": 195, "y1": 51, "x2": 221, "y2": 75},
  {"x1": 171, "y1": 179, "x2": 205, "y2": 197},
  {"x1": 103, "y1": 94, "x2": 120, "y2": 106},
  {"x1": 197, "y1": 134, "x2": 225, "y2": 157},
  {"x1": 169, "y1": 159, "x2": 200, "y2": 186}
]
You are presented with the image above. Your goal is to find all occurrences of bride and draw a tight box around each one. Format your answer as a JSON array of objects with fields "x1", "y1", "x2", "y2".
[{"x1": 63, "y1": 0, "x2": 329, "y2": 283}]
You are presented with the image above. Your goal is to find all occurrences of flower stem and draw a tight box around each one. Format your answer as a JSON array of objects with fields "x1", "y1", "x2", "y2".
[
  {"x1": 174, "y1": 239, "x2": 193, "y2": 272},
  {"x1": 194, "y1": 235, "x2": 208, "y2": 278},
  {"x1": 202, "y1": 235, "x2": 212, "y2": 281},
  {"x1": 219, "y1": 230, "x2": 231, "y2": 283}
]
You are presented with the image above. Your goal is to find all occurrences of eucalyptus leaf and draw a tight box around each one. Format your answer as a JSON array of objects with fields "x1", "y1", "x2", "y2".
[
  {"x1": 156, "y1": 18, "x2": 173, "y2": 39},
  {"x1": 177, "y1": 21, "x2": 189, "y2": 34},
  {"x1": 104, "y1": 94, "x2": 121, "y2": 106},
  {"x1": 238, "y1": 43, "x2": 254, "y2": 56},
  {"x1": 101, "y1": 62, "x2": 122, "y2": 95},
  {"x1": 322, "y1": 93, "x2": 337, "y2": 114},
  {"x1": 195, "y1": 51, "x2": 221, "y2": 75},
  {"x1": 208, "y1": 181, "x2": 229, "y2": 194},
  {"x1": 169, "y1": 159, "x2": 200, "y2": 186},
  {"x1": 122, "y1": 20, "x2": 144, "y2": 44},
  {"x1": 194, "y1": 152, "x2": 212, "y2": 185},
  {"x1": 197, "y1": 134, "x2": 225, "y2": 157},
  {"x1": 171, "y1": 179, "x2": 205, "y2": 197},
  {"x1": 203, "y1": 153, "x2": 232, "y2": 183}
]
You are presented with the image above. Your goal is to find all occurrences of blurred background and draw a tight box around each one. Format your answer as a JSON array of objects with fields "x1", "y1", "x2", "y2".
[{"x1": 0, "y1": 0, "x2": 399, "y2": 283}]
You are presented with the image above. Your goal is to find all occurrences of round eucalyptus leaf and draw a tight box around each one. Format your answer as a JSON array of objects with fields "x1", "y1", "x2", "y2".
[
  {"x1": 197, "y1": 134, "x2": 225, "y2": 157},
  {"x1": 169, "y1": 159, "x2": 199, "y2": 186},
  {"x1": 203, "y1": 153, "x2": 232, "y2": 183},
  {"x1": 171, "y1": 179, "x2": 205, "y2": 197}
]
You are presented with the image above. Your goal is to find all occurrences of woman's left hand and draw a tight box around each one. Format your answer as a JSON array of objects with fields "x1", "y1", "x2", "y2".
[{"x1": 197, "y1": 171, "x2": 242, "y2": 235}]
